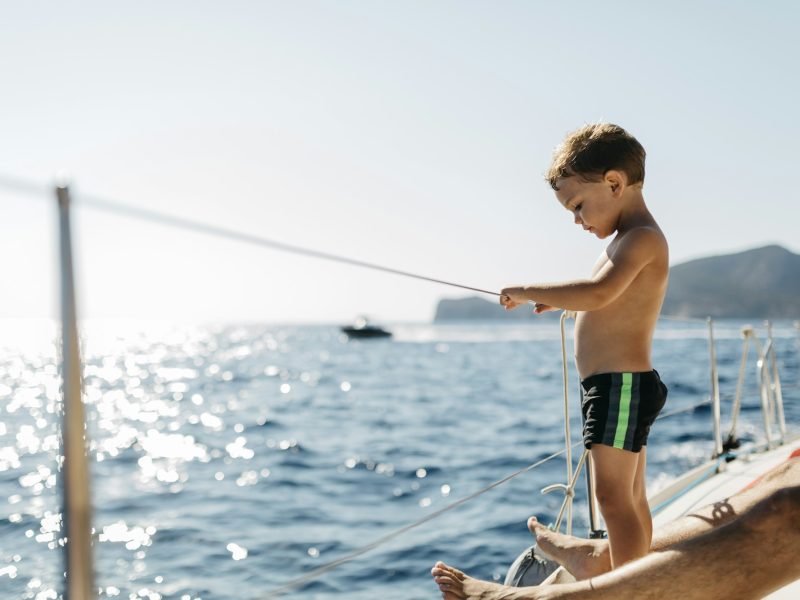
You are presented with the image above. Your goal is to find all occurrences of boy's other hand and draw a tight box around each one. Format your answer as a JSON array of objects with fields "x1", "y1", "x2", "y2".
[{"x1": 533, "y1": 303, "x2": 557, "y2": 314}]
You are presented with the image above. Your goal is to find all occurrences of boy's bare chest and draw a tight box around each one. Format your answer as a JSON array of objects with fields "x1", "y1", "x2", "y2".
[
  {"x1": 590, "y1": 236, "x2": 627, "y2": 277},
  {"x1": 590, "y1": 247, "x2": 614, "y2": 278}
]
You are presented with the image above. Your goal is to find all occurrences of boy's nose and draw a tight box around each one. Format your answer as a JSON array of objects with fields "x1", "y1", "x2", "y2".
[{"x1": 573, "y1": 213, "x2": 582, "y2": 225}]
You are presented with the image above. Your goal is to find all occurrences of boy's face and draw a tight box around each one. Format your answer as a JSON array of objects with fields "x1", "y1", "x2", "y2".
[{"x1": 553, "y1": 174, "x2": 621, "y2": 239}]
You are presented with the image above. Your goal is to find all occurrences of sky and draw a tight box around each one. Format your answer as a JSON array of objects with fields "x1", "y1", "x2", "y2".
[{"x1": 2, "y1": 1, "x2": 799, "y2": 323}]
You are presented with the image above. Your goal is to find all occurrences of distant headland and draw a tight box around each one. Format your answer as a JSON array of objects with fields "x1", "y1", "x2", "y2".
[{"x1": 433, "y1": 245, "x2": 800, "y2": 321}]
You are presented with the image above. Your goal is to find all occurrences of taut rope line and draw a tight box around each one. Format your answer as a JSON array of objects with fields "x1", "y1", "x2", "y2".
[
  {"x1": 79, "y1": 192, "x2": 502, "y2": 298},
  {"x1": 0, "y1": 173, "x2": 500, "y2": 297},
  {"x1": 258, "y1": 445, "x2": 578, "y2": 599}
]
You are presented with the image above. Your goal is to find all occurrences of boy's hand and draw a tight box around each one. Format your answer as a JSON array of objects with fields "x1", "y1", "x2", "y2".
[{"x1": 500, "y1": 287, "x2": 527, "y2": 310}]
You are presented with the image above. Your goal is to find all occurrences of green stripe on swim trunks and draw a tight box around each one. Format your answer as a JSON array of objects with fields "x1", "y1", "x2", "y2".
[{"x1": 613, "y1": 373, "x2": 633, "y2": 449}]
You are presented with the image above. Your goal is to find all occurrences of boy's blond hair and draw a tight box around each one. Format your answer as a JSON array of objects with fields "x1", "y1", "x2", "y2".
[{"x1": 546, "y1": 123, "x2": 646, "y2": 191}]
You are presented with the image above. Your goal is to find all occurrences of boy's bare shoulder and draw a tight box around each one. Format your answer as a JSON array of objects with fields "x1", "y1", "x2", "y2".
[{"x1": 614, "y1": 224, "x2": 668, "y2": 263}]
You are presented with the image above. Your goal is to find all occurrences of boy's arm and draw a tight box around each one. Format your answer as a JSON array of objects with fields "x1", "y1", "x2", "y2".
[{"x1": 501, "y1": 228, "x2": 664, "y2": 312}]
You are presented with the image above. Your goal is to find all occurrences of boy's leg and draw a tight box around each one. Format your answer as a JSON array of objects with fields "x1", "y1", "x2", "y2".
[{"x1": 590, "y1": 444, "x2": 648, "y2": 568}]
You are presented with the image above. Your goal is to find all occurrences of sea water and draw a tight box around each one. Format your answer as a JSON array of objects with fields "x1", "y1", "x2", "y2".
[{"x1": 1, "y1": 318, "x2": 798, "y2": 600}]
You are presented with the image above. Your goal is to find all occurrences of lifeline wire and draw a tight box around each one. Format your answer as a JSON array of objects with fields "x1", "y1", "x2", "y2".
[
  {"x1": 0, "y1": 173, "x2": 50, "y2": 197},
  {"x1": 656, "y1": 399, "x2": 714, "y2": 421},
  {"x1": 79, "y1": 192, "x2": 502, "y2": 298},
  {"x1": 0, "y1": 173, "x2": 500, "y2": 297},
  {"x1": 258, "y1": 444, "x2": 580, "y2": 599}
]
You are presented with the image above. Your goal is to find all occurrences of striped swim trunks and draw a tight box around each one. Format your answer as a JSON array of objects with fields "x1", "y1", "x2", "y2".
[{"x1": 580, "y1": 370, "x2": 668, "y2": 453}]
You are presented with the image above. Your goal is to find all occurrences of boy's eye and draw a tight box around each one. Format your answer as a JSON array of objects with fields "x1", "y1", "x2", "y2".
[{"x1": 574, "y1": 203, "x2": 582, "y2": 211}]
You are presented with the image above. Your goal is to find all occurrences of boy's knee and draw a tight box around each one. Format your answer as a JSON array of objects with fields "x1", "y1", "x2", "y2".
[{"x1": 594, "y1": 484, "x2": 634, "y2": 513}]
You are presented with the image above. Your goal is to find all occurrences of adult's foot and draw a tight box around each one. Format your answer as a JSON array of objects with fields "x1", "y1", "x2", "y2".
[
  {"x1": 527, "y1": 517, "x2": 610, "y2": 580},
  {"x1": 431, "y1": 562, "x2": 545, "y2": 600}
]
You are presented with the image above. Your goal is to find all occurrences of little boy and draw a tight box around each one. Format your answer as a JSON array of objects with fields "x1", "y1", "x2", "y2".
[{"x1": 500, "y1": 123, "x2": 669, "y2": 570}]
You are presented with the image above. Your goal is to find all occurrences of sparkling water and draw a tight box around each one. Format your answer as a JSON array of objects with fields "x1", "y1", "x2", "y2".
[{"x1": 1, "y1": 318, "x2": 798, "y2": 599}]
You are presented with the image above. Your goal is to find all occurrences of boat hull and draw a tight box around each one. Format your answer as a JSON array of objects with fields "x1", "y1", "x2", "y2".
[{"x1": 340, "y1": 326, "x2": 392, "y2": 338}]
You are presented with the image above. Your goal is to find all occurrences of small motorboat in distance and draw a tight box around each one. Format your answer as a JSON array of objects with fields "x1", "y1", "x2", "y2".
[{"x1": 341, "y1": 316, "x2": 392, "y2": 339}]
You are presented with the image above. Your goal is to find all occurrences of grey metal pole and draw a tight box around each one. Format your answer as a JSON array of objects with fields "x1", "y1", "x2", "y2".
[
  {"x1": 765, "y1": 322, "x2": 786, "y2": 443},
  {"x1": 726, "y1": 328, "x2": 752, "y2": 449},
  {"x1": 707, "y1": 318, "x2": 723, "y2": 458},
  {"x1": 584, "y1": 451, "x2": 604, "y2": 538},
  {"x1": 558, "y1": 311, "x2": 574, "y2": 535},
  {"x1": 754, "y1": 336, "x2": 775, "y2": 450},
  {"x1": 57, "y1": 185, "x2": 95, "y2": 600}
]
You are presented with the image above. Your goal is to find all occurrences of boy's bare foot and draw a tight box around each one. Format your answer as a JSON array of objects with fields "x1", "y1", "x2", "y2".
[
  {"x1": 527, "y1": 517, "x2": 611, "y2": 580},
  {"x1": 431, "y1": 562, "x2": 545, "y2": 600}
]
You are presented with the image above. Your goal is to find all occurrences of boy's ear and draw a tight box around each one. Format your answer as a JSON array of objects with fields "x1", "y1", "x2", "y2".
[{"x1": 604, "y1": 170, "x2": 626, "y2": 196}]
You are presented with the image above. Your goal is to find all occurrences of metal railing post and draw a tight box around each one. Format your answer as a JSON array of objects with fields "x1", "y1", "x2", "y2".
[
  {"x1": 753, "y1": 335, "x2": 775, "y2": 450},
  {"x1": 707, "y1": 318, "x2": 723, "y2": 458},
  {"x1": 57, "y1": 184, "x2": 95, "y2": 600},
  {"x1": 765, "y1": 322, "x2": 787, "y2": 443},
  {"x1": 725, "y1": 327, "x2": 752, "y2": 450},
  {"x1": 559, "y1": 311, "x2": 573, "y2": 535},
  {"x1": 583, "y1": 451, "x2": 604, "y2": 538}
]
